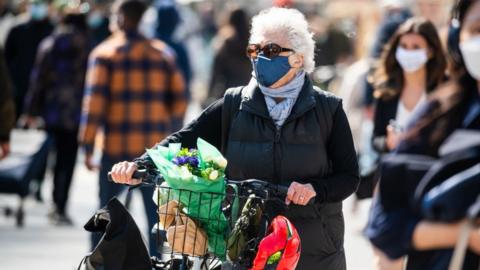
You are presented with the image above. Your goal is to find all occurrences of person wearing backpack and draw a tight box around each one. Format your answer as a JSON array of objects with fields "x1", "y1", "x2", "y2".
[
  {"x1": 111, "y1": 7, "x2": 360, "y2": 270},
  {"x1": 366, "y1": 0, "x2": 480, "y2": 269}
]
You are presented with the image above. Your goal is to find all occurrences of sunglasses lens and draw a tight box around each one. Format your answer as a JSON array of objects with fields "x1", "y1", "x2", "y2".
[
  {"x1": 263, "y1": 43, "x2": 282, "y2": 58},
  {"x1": 246, "y1": 44, "x2": 259, "y2": 58},
  {"x1": 248, "y1": 43, "x2": 291, "y2": 58},
  {"x1": 271, "y1": 44, "x2": 281, "y2": 55}
]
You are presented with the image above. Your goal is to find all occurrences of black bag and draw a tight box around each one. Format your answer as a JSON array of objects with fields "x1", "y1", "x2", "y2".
[
  {"x1": 414, "y1": 143, "x2": 480, "y2": 222},
  {"x1": 414, "y1": 144, "x2": 480, "y2": 200},
  {"x1": 421, "y1": 164, "x2": 480, "y2": 222},
  {"x1": 378, "y1": 154, "x2": 436, "y2": 211},
  {"x1": 78, "y1": 198, "x2": 151, "y2": 270},
  {"x1": 355, "y1": 166, "x2": 379, "y2": 200}
]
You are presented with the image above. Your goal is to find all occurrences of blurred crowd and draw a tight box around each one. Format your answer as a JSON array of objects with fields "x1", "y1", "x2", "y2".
[{"x1": 1, "y1": 0, "x2": 480, "y2": 268}]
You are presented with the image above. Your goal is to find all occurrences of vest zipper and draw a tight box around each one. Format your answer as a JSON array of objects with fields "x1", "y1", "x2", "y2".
[{"x1": 273, "y1": 127, "x2": 281, "y2": 184}]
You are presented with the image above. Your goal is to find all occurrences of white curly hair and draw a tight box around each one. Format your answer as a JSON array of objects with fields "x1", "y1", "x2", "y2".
[{"x1": 249, "y1": 7, "x2": 316, "y2": 73}]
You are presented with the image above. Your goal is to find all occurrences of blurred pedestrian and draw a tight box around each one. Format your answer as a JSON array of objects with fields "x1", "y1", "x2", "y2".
[
  {"x1": 311, "y1": 16, "x2": 353, "y2": 67},
  {"x1": 206, "y1": 8, "x2": 251, "y2": 106},
  {"x1": 23, "y1": 10, "x2": 90, "y2": 225},
  {"x1": 372, "y1": 17, "x2": 446, "y2": 153},
  {"x1": 154, "y1": 3, "x2": 192, "y2": 100},
  {"x1": 87, "y1": 0, "x2": 111, "y2": 48},
  {"x1": 364, "y1": 0, "x2": 412, "y2": 108},
  {"x1": 4, "y1": 0, "x2": 53, "y2": 119},
  {"x1": 366, "y1": 0, "x2": 480, "y2": 268},
  {"x1": 79, "y1": 0, "x2": 187, "y2": 254},
  {"x1": 0, "y1": 48, "x2": 14, "y2": 159},
  {"x1": 0, "y1": 0, "x2": 16, "y2": 47}
]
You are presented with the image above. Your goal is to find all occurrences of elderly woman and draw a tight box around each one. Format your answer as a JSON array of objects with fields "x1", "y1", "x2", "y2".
[{"x1": 111, "y1": 8, "x2": 359, "y2": 269}]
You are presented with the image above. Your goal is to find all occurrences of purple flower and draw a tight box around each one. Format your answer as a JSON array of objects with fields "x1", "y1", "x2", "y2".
[
  {"x1": 172, "y1": 156, "x2": 188, "y2": 166},
  {"x1": 187, "y1": 156, "x2": 199, "y2": 167}
]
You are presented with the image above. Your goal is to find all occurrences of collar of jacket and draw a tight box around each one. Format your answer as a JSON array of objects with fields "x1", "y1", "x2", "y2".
[{"x1": 240, "y1": 74, "x2": 317, "y2": 123}]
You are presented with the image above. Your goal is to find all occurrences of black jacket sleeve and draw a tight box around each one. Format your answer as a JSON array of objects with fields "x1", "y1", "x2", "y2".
[
  {"x1": 311, "y1": 102, "x2": 360, "y2": 203},
  {"x1": 136, "y1": 98, "x2": 224, "y2": 164},
  {"x1": 372, "y1": 97, "x2": 399, "y2": 153},
  {"x1": 24, "y1": 37, "x2": 52, "y2": 116},
  {"x1": 0, "y1": 49, "x2": 15, "y2": 143}
]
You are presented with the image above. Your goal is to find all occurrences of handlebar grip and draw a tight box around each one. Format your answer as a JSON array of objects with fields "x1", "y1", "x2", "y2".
[
  {"x1": 107, "y1": 169, "x2": 147, "y2": 183},
  {"x1": 275, "y1": 185, "x2": 289, "y2": 196}
]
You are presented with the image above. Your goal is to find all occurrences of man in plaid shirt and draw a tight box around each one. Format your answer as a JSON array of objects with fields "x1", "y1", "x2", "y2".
[{"x1": 79, "y1": 0, "x2": 187, "y2": 252}]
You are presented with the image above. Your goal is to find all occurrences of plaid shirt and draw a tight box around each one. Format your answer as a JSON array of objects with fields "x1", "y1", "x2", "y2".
[{"x1": 79, "y1": 31, "x2": 187, "y2": 160}]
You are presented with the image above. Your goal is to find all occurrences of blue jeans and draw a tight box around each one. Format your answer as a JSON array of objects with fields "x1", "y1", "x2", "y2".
[{"x1": 90, "y1": 154, "x2": 159, "y2": 256}]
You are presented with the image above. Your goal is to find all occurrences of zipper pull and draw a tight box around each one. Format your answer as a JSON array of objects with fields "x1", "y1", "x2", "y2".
[{"x1": 275, "y1": 129, "x2": 281, "y2": 142}]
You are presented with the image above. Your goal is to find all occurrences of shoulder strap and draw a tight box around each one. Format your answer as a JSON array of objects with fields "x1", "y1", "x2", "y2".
[{"x1": 221, "y1": 86, "x2": 244, "y2": 154}]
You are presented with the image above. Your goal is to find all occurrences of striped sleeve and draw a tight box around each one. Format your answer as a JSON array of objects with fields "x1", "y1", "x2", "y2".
[
  {"x1": 168, "y1": 61, "x2": 187, "y2": 131},
  {"x1": 78, "y1": 54, "x2": 110, "y2": 155}
]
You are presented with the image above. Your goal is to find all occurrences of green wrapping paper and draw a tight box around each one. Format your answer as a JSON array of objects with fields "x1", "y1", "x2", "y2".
[{"x1": 147, "y1": 138, "x2": 228, "y2": 258}]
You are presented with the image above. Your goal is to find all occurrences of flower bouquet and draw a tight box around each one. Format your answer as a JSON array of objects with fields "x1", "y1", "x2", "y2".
[{"x1": 147, "y1": 138, "x2": 228, "y2": 258}]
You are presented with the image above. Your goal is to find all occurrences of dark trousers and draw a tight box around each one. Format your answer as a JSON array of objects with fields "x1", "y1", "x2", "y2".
[
  {"x1": 91, "y1": 154, "x2": 159, "y2": 256},
  {"x1": 49, "y1": 129, "x2": 79, "y2": 214}
]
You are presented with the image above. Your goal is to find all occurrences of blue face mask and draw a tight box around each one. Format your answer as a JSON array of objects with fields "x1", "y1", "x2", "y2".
[
  {"x1": 252, "y1": 53, "x2": 292, "y2": 87},
  {"x1": 30, "y1": 3, "x2": 48, "y2": 21}
]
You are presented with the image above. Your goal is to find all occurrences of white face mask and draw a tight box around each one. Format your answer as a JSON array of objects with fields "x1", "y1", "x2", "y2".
[
  {"x1": 460, "y1": 36, "x2": 480, "y2": 80},
  {"x1": 395, "y1": 47, "x2": 429, "y2": 73}
]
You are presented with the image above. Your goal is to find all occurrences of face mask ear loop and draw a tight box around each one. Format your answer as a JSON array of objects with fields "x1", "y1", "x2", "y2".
[{"x1": 257, "y1": 55, "x2": 272, "y2": 61}]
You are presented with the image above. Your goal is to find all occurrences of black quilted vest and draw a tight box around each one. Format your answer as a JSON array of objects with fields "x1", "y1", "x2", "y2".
[{"x1": 223, "y1": 77, "x2": 337, "y2": 187}]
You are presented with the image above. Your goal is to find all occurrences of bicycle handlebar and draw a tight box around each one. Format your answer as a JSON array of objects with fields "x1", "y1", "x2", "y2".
[
  {"x1": 228, "y1": 179, "x2": 314, "y2": 205},
  {"x1": 227, "y1": 179, "x2": 289, "y2": 196},
  {"x1": 107, "y1": 169, "x2": 314, "y2": 205}
]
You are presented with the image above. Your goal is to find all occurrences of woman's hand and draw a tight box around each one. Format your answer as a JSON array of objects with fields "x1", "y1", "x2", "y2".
[
  {"x1": 372, "y1": 247, "x2": 405, "y2": 270},
  {"x1": 110, "y1": 161, "x2": 141, "y2": 185},
  {"x1": 84, "y1": 153, "x2": 99, "y2": 171},
  {"x1": 286, "y1": 181, "x2": 316, "y2": 206},
  {"x1": 386, "y1": 125, "x2": 402, "y2": 151}
]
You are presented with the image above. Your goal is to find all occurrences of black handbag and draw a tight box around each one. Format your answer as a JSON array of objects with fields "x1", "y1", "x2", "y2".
[
  {"x1": 419, "y1": 164, "x2": 480, "y2": 222},
  {"x1": 414, "y1": 146, "x2": 480, "y2": 206},
  {"x1": 378, "y1": 153, "x2": 436, "y2": 211},
  {"x1": 78, "y1": 197, "x2": 151, "y2": 270}
]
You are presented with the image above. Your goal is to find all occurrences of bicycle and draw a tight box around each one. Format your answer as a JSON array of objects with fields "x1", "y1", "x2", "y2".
[{"x1": 87, "y1": 168, "x2": 305, "y2": 270}]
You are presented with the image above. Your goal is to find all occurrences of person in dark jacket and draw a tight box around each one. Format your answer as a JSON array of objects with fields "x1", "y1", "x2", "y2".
[
  {"x1": 87, "y1": 0, "x2": 111, "y2": 49},
  {"x1": 372, "y1": 17, "x2": 447, "y2": 153},
  {"x1": 110, "y1": 7, "x2": 359, "y2": 270},
  {"x1": 366, "y1": 0, "x2": 480, "y2": 269},
  {"x1": 0, "y1": 48, "x2": 14, "y2": 159},
  {"x1": 155, "y1": 4, "x2": 192, "y2": 100},
  {"x1": 206, "y1": 8, "x2": 251, "y2": 106},
  {"x1": 4, "y1": 0, "x2": 53, "y2": 119},
  {"x1": 23, "y1": 11, "x2": 90, "y2": 225}
]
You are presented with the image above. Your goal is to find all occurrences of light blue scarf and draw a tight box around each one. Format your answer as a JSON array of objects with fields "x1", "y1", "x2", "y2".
[{"x1": 258, "y1": 71, "x2": 305, "y2": 128}]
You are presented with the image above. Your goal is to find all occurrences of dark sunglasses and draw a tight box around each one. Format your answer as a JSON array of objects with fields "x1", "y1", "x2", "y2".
[{"x1": 246, "y1": 43, "x2": 295, "y2": 59}]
